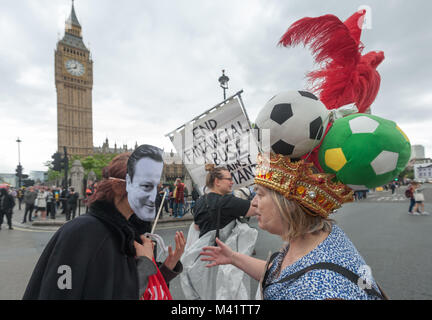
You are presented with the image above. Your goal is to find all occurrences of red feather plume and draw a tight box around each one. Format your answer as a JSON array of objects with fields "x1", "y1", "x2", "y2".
[
  {"x1": 279, "y1": 9, "x2": 384, "y2": 113},
  {"x1": 278, "y1": 10, "x2": 384, "y2": 171}
]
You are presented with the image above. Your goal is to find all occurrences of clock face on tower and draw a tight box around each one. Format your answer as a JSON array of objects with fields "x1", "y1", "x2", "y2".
[{"x1": 65, "y1": 59, "x2": 85, "y2": 76}]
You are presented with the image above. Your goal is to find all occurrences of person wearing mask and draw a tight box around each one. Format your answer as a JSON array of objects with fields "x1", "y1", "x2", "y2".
[{"x1": 23, "y1": 146, "x2": 184, "y2": 300}]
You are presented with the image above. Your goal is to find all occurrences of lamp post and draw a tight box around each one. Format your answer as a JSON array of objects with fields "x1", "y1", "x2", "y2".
[
  {"x1": 16, "y1": 137, "x2": 22, "y2": 188},
  {"x1": 218, "y1": 69, "x2": 230, "y2": 100}
]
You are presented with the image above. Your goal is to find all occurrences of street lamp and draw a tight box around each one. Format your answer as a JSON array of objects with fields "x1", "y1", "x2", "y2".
[
  {"x1": 218, "y1": 69, "x2": 229, "y2": 100},
  {"x1": 16, "y1": 137, "x2": 22, "y2": 188}
]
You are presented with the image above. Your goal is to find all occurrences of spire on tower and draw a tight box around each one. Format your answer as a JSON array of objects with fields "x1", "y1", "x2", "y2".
[{"x1": 66, "y1": 0, "x2": 81, "y2": 27}]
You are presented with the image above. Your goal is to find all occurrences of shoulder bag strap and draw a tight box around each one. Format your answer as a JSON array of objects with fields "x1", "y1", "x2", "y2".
[
  {"x1": 204, "y1": 195, "x2": 223, "y2": 245},
  {"x1": 261, "y1": 252, "x2": 280, "y2": 291},
  {"x1": 214, "y1": 197, "x2": 223, "y2": 244},
  {"x1": 263, "y1": 260, "x2": 387, "y2": 300}
]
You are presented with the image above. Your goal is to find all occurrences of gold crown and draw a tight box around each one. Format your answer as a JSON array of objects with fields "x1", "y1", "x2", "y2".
[{"x1": 254, "y1": 153, "x2": 353, "y2": 218}]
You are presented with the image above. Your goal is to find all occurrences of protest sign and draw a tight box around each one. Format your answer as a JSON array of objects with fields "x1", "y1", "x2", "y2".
[{"x1": 167, "y1": 92, "x2": 259, "y2": 194}]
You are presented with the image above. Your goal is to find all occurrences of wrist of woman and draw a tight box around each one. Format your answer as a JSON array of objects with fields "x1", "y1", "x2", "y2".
[
  {"x1": 164, "y1": 257, "x2": 177, "y2": 270},
  {"x1": 230, "y1": 251, "x2": 237, "y2": 266}
]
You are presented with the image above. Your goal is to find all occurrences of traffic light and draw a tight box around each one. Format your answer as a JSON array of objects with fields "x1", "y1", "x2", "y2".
[
  {"x1": 52, "y1": 152, "x2": 63, "y2": 171},
  {"x1": 15, "y1": 164, "x2": 23, "y2": 177}
]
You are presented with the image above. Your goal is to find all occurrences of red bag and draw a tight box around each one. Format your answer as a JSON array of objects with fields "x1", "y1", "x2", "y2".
[
  {"x1": 140, "y1": 258, "x2": 172, "y2": 300},
  {"x1": 405, "y1": 188, "x2": 413, "y2": 198}
]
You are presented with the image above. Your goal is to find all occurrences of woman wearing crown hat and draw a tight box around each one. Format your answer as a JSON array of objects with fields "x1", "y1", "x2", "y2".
[
  {"x1": 200, "y1": 8, "x2": 391, "y2": 300},
  {"x1": 200, "y1": 153, "x2": 387, "y2": 300}
]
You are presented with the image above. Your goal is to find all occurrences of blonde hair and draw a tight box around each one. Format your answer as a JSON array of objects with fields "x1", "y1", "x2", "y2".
[{"x1": 268, "y1": 189, "x2": 334, "y2": 241}]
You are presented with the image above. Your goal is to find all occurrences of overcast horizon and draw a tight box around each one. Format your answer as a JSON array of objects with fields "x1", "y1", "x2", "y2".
[{"x1": 1, "y1": 0, "x2": 431, "y2": 174}]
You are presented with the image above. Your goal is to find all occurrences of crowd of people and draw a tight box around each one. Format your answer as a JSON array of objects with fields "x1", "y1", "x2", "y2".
[
  {"x1": 12, "y1": 143, "x2": 427, "y2": 300},
  {"x1": 154, "y1": 179, "x2": 200, "y2": 219},
  {"x1": 0, "y1": 184, "x2": 91, "y2": 230},
  {"x1": 0, "y1": 149, "x2": 425, "y2": 301},
  {"x1": 0, "y1": 175, "x2": 204, "y2": 232}
]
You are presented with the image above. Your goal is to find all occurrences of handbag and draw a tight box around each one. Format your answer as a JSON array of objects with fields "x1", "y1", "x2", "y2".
[
  {"x1": 140, "y1": 258, "x2": 173, "y2": 300},
  {"x1": 414, "y1": 192, "x2": 424, "y2": 202}
]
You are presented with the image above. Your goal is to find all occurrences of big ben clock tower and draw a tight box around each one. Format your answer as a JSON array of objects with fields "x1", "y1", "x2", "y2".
[{"x1": 55, "y1": 1, "x2": 93, "y2": 157}]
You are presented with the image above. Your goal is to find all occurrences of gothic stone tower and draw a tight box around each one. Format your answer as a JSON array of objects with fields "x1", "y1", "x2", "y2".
[{"x1": 55, "y1": 2, "x2": 93, "y2": 157}]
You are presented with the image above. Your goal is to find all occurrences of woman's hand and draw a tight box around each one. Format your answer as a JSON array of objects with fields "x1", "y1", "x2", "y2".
[
  {"x1": 164, "y1": 231, "x2": 186, "y2": 270},
  {"x1": 200, "y1": 238, "x2": 235, "y2": 268},
  {"x1": 134, "y1": 235, "x2": 154, "y2": 261}
]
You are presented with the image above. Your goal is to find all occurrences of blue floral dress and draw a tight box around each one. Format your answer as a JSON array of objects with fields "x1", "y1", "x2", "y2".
[{"x1": 263, "y1": 224, "x2": 382, "y2": 300}]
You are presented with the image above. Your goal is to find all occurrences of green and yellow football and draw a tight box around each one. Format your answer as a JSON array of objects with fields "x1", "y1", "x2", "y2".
[{"x1": 318, "y1": 114, "x2": 411, "y2": 189}]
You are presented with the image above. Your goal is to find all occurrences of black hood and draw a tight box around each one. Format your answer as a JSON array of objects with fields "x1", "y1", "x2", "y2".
[{"x1": 88, "y1": 201, "x2": 139, "y2": 257}]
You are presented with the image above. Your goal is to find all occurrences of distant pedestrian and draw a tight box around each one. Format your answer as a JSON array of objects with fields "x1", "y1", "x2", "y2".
[
  {"x1": 155, "y1": 183, "x2": 164, "y2": 219},
  {"x1": 17, "y1": 188, "x2": 24, "y2": 210},
  {"x1": 23, "y1": 187, "x2": 37, "y2": 223},
  {"x1": 191, "y1": 186, "x2": 200, "y2": 215},
  {"x1": 169, "y1": 186, "x2": 174, "y2": 216},
  {"x1": 46, "y1": 188, "x2": 57, "y2": 219},
  {"x1": 54, "y1": 188, "x2": 60, "y2": 210},
  {"x1": 411, "y1": 182, "x2": 430, "y2": 216},
  {"x1": 85, "y1": 185, "x2": 93, "y2": 214},
  {"x1": 390, "y1": 182, "x2": 396, "y2": 195},
  {"x1": 191, "y1": 186, "x2": 199, "y2": 202},
  {"x1": 0, "y1": 188, "x2": 15, "y2": 230},
  {"x1": 162, "y1": 186, "x2": 170, "y2": 214},
  {"x1": 173, "y1": 178, "x2": 185, "y2": 218},
  {"x1": 66, "y1": 187, "x2": 79, "y2": 221},
  {"x1": 60, "y1": 188, "x2": 68, "y2": 213},
  {"x1": 406, "y1": 183, "x2": 416, "y2": 215},
  {"x1": 35, "y1": 188, "x2": 48, "y2": 220}
]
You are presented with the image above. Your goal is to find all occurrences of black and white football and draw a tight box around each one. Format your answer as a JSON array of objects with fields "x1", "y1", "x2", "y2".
[{"x1": 255, "y1": 90, "x2": 330, "y2": 158}]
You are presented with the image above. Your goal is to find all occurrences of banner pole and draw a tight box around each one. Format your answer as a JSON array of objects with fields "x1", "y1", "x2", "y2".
[{"x1": 151, "y1": 191, "x2": 167, "y2": 234}]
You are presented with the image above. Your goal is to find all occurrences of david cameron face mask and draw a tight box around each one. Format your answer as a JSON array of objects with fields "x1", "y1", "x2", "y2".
[{"x1": 126, "y1": 157, "x2": 163, "y2": 221}]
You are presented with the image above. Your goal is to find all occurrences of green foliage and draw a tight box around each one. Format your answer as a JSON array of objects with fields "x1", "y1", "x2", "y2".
[
  {"x1": 71, "y1": 153, "x2": 117, "y2": 180},
  {"x1": 47, "y1": 169, "x2": 63, "y2": 182},
  {"x1": 45, "y1": 153, "x2": 118, "y2": 183},
  {"x1": 398, "y1": 166, "x2": 414, "y2": 180}
]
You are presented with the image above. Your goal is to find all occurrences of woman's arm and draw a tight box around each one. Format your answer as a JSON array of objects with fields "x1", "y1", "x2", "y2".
[
  {"x1": 163, "y1": 231, "x2": 186, "y2": 270},
  {"x1": 200, "y1": 237, "x2": 266, "y2": 281}
]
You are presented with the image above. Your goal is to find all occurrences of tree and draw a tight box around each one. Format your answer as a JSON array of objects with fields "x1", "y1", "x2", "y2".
[
  {"x1": 398, "y1": 166, "x2": 414, "y2": 181},
  {"x1": 44, "y1": 153, "x2": 118, "y2": 186},
  {"x1": 47, "y1": 169, "x2": 63, "y2": 183},
  {"x1": 71, "y1": 153, "x2": 117, "y2": 180}
]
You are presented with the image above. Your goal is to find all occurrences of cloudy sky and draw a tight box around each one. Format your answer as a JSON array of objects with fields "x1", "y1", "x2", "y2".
[{"x1": 1, "y1": 0, "x2": 431, "y2": 173}]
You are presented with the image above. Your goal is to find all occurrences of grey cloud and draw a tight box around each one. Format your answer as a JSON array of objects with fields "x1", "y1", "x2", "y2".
[{"x1": 1, "y1": 0, "x2": 431, "y2": 172}]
